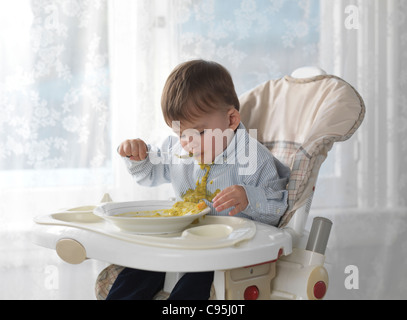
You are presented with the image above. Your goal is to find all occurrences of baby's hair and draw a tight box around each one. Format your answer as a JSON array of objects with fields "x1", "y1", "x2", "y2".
[{"x1": 161, "y1": 60, "x2": 240, "y2": 126}]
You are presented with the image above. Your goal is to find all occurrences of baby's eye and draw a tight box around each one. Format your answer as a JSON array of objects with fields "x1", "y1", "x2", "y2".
[{"x1": 180, "y1": 129, "x2": 204, "y2": 140}]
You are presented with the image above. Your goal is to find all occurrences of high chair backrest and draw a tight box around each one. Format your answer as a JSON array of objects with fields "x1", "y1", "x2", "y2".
[{"x1": 239, "y1": 73, "x2": 365, "y2": 228}]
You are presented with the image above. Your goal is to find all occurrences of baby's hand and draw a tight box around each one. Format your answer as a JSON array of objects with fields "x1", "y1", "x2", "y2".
[
  {"x1": 118, "y1": 139, "x2": 148, "y2": 161},
  {"x1": 212, "y1": 185, "x2": 248, "y2": 216}
]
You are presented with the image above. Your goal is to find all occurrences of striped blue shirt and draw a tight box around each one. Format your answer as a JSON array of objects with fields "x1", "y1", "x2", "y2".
[{"x1": 122, "y1": 123, "x2": 290, "y2": 226}]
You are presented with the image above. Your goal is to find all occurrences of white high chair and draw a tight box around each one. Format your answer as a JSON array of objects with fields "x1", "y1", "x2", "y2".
[{"x1": 33, "y1": 67, "x2": 365, "y2": 300}]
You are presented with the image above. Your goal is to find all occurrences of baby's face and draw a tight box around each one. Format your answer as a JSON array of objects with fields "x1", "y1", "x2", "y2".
[{"x1": 172, "y1": 110, "x2": 236, "y2": 164}]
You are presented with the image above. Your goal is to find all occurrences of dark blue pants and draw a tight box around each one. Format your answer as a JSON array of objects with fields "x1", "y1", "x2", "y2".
[{"x1": 106, "y1": 268, "x2": 214, "y2": 300}]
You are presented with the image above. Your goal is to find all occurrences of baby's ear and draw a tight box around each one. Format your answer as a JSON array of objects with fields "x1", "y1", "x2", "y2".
[{"x1": 228, "y1": 108, "x2": 241, "y2": 130}]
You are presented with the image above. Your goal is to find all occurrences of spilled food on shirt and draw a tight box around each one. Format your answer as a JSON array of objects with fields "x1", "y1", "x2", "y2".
[{"x1": 117, "y1": 164, "x2": 220, "y2": 218}]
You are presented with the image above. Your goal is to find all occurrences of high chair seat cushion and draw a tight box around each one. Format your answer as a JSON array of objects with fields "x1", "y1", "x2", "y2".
[
  {"x1": 239, "y1": 75, "x2": 365, "y2": 227},
  {"x1": 95, "y1": 264, "x2": 125, "y2": 300}
]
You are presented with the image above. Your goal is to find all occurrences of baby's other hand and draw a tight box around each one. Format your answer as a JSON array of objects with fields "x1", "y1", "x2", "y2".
[
  {"x1": 212, "y1": 185, "x2": 248, "y2": 216},
  {"x1": 118, "y1": 139, "x2": 148, "y2": 161}
]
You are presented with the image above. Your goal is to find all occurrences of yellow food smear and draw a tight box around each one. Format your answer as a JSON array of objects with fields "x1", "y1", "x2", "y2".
[
  {"x1": 117, "y1": 201, "x2": 206, "y2": 218},
  {"x1": 182, "y1": 164, "x2": 220, "y2": 203},
  {"x1": 117, "y1": 164, "x2": 220, "y2": 218}
]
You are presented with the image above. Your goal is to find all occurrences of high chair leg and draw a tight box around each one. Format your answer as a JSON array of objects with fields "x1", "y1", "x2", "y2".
[{"x1": 163, "y1": 272, "x2": 185, "y2": 293}]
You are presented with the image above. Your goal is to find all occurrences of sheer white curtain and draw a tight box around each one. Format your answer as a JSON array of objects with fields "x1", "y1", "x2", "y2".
[
  {"x1": 320, "y1": 0, "x2": 407, "y2": 209},
  {"x1": 108, "y1": 0, "x2": 176, "y2": 202},
  {"x1": 0, "y1": 0, "x2": 113, "y2": 229},
  {"x1": 315, "y1": 0, "x2": 407, "y2": 299}
]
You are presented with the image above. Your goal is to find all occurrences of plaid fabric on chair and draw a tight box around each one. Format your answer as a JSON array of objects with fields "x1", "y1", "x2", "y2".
[{"x1": 95, "y1": 264, "x2": 125, "y2": 300}]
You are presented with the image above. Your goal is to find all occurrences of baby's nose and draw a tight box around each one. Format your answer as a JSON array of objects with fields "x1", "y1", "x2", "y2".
[{"x1": 184, "y1": 142, "x2": 199, "y2": 152}]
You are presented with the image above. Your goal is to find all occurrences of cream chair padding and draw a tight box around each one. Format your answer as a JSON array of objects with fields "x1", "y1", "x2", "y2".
[{"x1": 239, "y1": 75, "x2": 365, "y2": 228}]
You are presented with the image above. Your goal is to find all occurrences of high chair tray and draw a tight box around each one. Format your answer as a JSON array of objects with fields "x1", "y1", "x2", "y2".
[
  {"x1": 33, "y1": 206, "x2": 292, "y2": 272},
  {"x1": 34, "y1": 208, "x2": 256, "y2": 250}
]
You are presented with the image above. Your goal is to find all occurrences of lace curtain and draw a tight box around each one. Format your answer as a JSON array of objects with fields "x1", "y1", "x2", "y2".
[
  {"x1": 0, "y1": 0, "x2": 110, "y2": 179},
  {"x1": 173, "y1": 0, "x2": 320, "y2": 94},
  {"x1": 0, "y1": 0, "x2": 112, "y2": 299},
  {"x1": 320, "y1": 0, "x2": 407, "y2": 209},
  {"x1": 0, "y1": 0, "x2": 112, "y2": 231}
]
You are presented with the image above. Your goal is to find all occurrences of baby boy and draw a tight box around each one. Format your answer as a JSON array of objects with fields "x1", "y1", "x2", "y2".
[{"x1": 108, "y1": 60, "x2": 290, "y2": 300}]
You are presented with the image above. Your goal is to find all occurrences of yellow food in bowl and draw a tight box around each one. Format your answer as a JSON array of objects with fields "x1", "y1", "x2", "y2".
[
  {"x1": 116, "y1": 201, "x2": 207, "y2": 217},
  {"x1": 117, "y1": 164, "x2": 220, "y2": 218}
]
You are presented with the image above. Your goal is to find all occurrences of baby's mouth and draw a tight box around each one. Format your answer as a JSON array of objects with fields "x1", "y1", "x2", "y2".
[{"x1": 187, "y1": 148, "x2": 200, "y2": 157}]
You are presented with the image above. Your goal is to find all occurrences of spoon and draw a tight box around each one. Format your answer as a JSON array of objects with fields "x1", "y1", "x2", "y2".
[
  {"x1": 126, "y1": 151, "x2": 194, "y2": 159},
  {"x1": 174, "y1": 152, "x2": 194, "y2": 159}
]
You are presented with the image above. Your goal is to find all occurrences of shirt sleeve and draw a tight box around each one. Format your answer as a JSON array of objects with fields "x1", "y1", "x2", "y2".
[
  {"x1": 121, "y1": 136, "x2": 174, "y2": 187},
  {"x1": 240, "y1": 156, "x2": 290, "y2": 227}
]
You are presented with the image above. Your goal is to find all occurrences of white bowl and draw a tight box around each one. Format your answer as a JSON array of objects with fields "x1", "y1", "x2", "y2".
[{"x1": 93, "y1": 200, "x2": 210, "y2": 234}]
